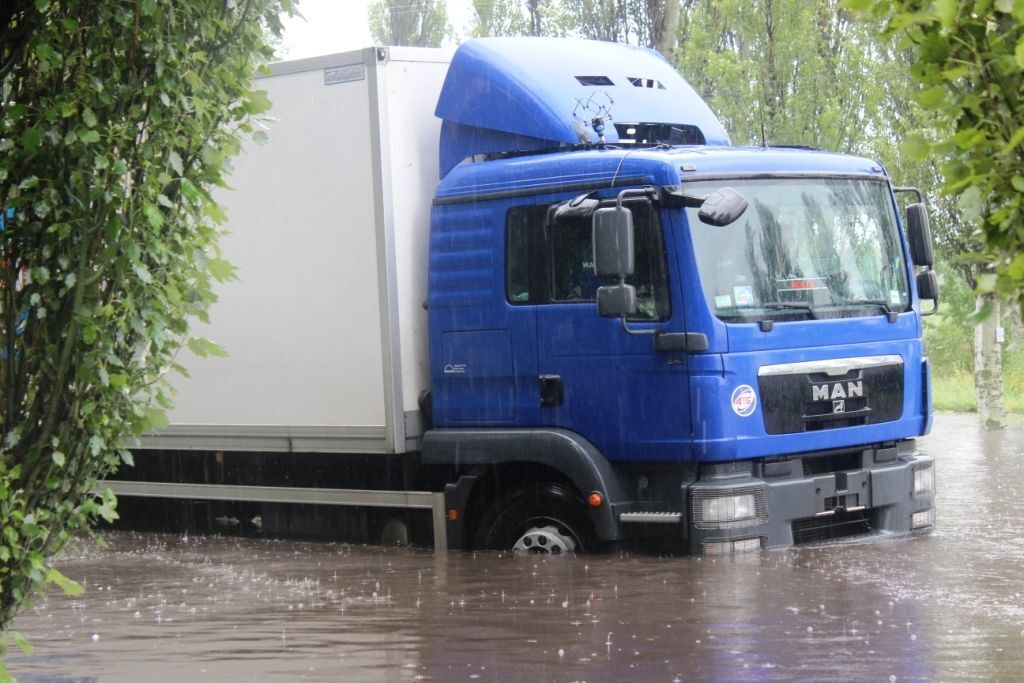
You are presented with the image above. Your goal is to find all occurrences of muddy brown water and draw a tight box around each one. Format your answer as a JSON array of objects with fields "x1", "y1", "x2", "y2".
[{"x1": 7, "y1": 413, "x2": 1024, "y2": 681}]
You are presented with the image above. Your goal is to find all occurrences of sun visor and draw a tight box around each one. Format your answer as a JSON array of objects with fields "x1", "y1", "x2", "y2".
[{"x1": 435, "y1": 37, "x2": 730, "y2": 177}]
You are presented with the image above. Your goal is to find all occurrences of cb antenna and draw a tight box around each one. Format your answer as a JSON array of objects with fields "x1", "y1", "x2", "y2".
[{"x1": 572, "y1": 91, "x2": 615, "y2": 145}]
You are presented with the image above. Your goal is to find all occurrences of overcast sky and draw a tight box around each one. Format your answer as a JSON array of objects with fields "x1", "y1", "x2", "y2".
[{"x1": 279, "y1": 0, "x2": 473, "y2": 60}]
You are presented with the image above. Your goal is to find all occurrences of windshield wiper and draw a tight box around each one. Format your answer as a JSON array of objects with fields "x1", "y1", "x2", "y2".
[
  {"x1": 763, "y1": 301, "x2": 819, "y2": 320},
  {"x1": 844, "y1": 298, "x2": 899, "y2": 323}
]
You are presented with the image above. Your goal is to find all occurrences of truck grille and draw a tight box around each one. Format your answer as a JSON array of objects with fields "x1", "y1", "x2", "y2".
[
  {"x1": 792, "y1": 509, "x2": 872, "y2": 545},
  {"x1": 758, "y1": 356, "x2": 904, "y2": 435}
]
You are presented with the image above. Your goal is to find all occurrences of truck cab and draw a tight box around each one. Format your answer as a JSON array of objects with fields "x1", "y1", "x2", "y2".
[{"x1": 423, "y1": 38, "x2": 936, "y2": 554}]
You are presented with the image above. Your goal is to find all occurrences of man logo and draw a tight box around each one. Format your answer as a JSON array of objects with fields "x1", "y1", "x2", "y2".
[
  {"x1": 832, "y1": 399, "x2": 846, "y2": 414},
  {"x1": 812, "y1": 381, "x2": 863, "y2": 402}
]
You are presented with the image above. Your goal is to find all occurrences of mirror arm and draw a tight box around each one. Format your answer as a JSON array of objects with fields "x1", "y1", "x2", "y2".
[
  {"x1": 615, "y1": 186, "x2": 657, "y2": 208},
  {"x1": 893, "y1": 186, "x2": 925, "y2": 204},
  {"x1": 660, "y1": 186, "x2": 704, "y2": 208}
]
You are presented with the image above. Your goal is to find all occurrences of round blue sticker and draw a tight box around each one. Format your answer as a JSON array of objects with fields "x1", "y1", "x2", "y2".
[{"x1": 731, "y1": 385, "x2": 757, "y2": 417}]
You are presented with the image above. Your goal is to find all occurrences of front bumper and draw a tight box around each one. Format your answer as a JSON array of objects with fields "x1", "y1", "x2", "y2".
[{"x1": 685, "y1": 441, "x2": 935, "y2": 554}]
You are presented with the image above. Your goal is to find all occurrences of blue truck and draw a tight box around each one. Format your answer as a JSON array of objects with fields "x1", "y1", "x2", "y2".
[{"x1": 114, "y1": 38, "x2": 938, "y2": 555}]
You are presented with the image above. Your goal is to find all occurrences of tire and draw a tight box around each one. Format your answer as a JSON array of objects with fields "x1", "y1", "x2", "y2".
[{"x1": 473, "y1": 483, "x2": 595, "y2": 554}]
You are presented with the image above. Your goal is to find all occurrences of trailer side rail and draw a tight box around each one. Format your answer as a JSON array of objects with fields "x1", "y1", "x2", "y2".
[{"x1": 97, "y1": 480, "x2": 448, "y2": 551}]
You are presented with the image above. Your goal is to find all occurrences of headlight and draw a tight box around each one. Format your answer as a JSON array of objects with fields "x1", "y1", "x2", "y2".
[
  {"x1": 701, "y1": 494, "x2": 757, "y2": 523},
  {"x1": 913, "y1": 463, "x2": 935, "y2": 499},
  {"x1": 692, "y1": 486, "x2": 768, "y2": 529}
]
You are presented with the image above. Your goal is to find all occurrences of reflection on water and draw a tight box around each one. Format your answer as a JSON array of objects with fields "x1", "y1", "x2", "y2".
[{"x1": 9, "y1": 414, "x2": 1024, "y2": 681}]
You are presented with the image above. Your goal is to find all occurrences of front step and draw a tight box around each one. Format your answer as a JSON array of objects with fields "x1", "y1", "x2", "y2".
[{"x1": 619, "y1": 511, "x2": 682, "y2": 524}]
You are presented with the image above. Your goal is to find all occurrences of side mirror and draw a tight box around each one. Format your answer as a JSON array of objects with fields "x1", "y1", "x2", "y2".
[
  {"x1": 597, "y1": 283, "x2": 637, "y2": 317},
  {"x1": 906, "y1": 203, "x2": 934, "y2": 268},
  {"x1": 917, "y1": 270, "x2": 939, "y2": 315},
  {"x1": 698, "y1": 187, "x2": 748, "y2": 227},
  {"x1": 592, "y1": 206, "x2": 635, "y2": 277}
]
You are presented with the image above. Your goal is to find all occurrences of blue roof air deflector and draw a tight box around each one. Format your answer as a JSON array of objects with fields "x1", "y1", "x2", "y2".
[{"x1": 435, "y1": 37, "x2": 731, "y2": 177}]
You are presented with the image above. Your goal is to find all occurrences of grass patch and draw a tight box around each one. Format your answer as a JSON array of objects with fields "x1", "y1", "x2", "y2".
[
  {"x1": 931, "y1": 371, "x2": 978, "y2": 412},
  {"x1": 931, "y1": 368, "x2": 1024, "y2": 413}
]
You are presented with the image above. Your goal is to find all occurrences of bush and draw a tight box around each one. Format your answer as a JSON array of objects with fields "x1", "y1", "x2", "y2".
[{"x1": 0, "y1": 0, "x2": 294, "y2": 661}]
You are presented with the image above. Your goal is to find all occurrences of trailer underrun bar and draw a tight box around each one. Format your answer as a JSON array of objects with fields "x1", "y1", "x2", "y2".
[{"x1": 98, "y1": 480, "x2": 448, "y2": 552}]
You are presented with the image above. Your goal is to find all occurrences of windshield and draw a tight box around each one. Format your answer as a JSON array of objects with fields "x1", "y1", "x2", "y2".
[{"x1": 686, "y1": 177, "x2": 910, "y2": 322}]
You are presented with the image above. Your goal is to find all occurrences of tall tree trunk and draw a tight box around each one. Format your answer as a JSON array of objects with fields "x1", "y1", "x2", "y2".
[
  {"x1": 654, "y1": 0, "x2": 681, "y2": 58},
  {"x1": 975, "y1": 293, "x2": 1005, "y2": 429}
]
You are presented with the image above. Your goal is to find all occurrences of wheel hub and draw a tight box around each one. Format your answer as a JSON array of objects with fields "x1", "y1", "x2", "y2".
[{"x1": 512, "y1": 525, "x2": 577, "y2": 554}]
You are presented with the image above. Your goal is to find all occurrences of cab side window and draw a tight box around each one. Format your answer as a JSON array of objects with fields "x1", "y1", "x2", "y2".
[{"x1": 505, "y1": 200, "x2": 670, "y2": 320}]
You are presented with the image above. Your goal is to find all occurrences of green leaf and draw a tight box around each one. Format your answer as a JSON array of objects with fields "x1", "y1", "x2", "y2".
[
  {"x1": 203, "y1": 202, "x2": 228, "y2": 225},
  {"x1": 188, "y1": 337, "x2": 228, "y2": 358},
  {"x1": 934, "y1": 0, "x2": 959, "y2": 25},
  {"x1": 1008, "y1": 253, "x2": 1024, "y2": 279},
  {"x1": 958, "y1": 185, "x2": 984, "y2": 223},
  {"x1": 143, "y1": 408, "x2": 168, "y2": 432},
  {"x1": 79, "y1": 129, "x2": 100, "y2": 144},
  {"x1": 52, "y1": 451, "x2": 65, "y2": 467},
  {"x1": 902, "y1": 134, "x2": 932, "y2": 160},
  {"x1": 133, "y1": 263, "x2": 153, "y2": 284},
  {"x1": 248, "y1": 89, "x2": 273, "y2": 115},
  {"x1": 914, "y1": 86, "x2": 947, "y2": 109},
  {"x1": 96, "y1": 496, "x2": 119, "y2": 524},
  {"x1": 12, "y1": 631, "x2": 34, "y2": 655},
  {"x1": 21, "y1": 127, "x2": 42, "y2": 150},
  {"x1": 168, "y1": 151, "x2": 184, "y2": 175},
  {"x1": 1004, "y1": 127, "x2": 1024, "y2": 156},
  {"x1": 142, "y1": 202, "x2": 163, "y2": 229},
  {"x1": 82, "y1": 108, "x2": 97, "y2": 128},
  {"x1": 840, "y1": 0, "x2": 874, "y2": 11},
  {"x1": 46, "y1": 568, "x2": 84, "y2": 597},
  {"x1": 206, "y1": 257, "x2": 236, "y2": 282}
]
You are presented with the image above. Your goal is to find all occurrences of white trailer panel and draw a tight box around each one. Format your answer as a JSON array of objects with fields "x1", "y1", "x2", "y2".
[{"x1": 142, "y1": 47, "x2": 449, "y2": 454}]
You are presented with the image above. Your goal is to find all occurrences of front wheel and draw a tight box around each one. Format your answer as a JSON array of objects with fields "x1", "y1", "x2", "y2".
[{"x1": 473, "y1": 483, "x2": 595, "y2": 554}]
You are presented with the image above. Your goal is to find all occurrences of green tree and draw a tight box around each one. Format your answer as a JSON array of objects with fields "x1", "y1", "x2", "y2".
[
  {"x1": 0, "y1": 0, "x2": 292, "y2": 659},
  {"x1": 562, "y1": 0, "x2": 679, "y2": 54},
  {"x1": 467, "y1": 0, "x2": 678, "y2": 55},
  {"x1": 847, "y1": 0, "x2": 1024, "y2": 426},
  {"x1": 369, "y1": 0, "x2": 450, "y2": 47},
  {"x1": 848, "y1": 1, "x2": 1024, "y2": 307},
  {"x1": 468, "y1": 0, "x2": 572, "y2": 38},
  {"x1": 675, "y1": 0, "x2": 901, "y2": 154},
  {"x1": 470, "y1": 0, "x2": 532, "y2": 36}
]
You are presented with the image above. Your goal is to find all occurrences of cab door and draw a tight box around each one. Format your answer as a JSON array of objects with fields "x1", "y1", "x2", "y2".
[{"x1": 526, "y1": 200, "x2": 692, "y2": 462}]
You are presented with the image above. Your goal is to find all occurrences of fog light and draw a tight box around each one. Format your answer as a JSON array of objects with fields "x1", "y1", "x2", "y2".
[
  {"x1": 913, "y1": 464, "x2": 935, "y2": 499},
  {"x1": 911, "y1": 508, "x2": 935, "y2": 530},
  {"x1": 701, "y1": 494, "x2": 756, "y2": 524},
  {"x1": 703, "y1": 537, "x2": 763, "y2": 555}
]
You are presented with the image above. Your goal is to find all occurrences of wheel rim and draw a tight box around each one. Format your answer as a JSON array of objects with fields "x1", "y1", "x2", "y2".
[{"x1": 512, "y1": 524, "x2": 577, "y2": 554}]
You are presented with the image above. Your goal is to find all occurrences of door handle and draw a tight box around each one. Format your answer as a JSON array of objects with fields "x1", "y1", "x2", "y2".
[{"x1": 539, "y1": 375, "x2": 563, "y2": 407}]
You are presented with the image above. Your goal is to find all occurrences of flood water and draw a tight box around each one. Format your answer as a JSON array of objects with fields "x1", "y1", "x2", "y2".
[{"x1": 8, "y1": 413, "x2": 1024, "y2": 681}]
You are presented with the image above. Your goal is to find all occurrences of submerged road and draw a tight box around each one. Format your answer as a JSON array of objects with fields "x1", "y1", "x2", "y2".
[{"x1": 8, "y1": 413, "x2": 1024, "y2": 681}]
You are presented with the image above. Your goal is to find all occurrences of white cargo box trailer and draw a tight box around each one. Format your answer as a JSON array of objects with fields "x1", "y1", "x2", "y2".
[{"x1": 139, "y1": 47, "x2": 450, "y2": 457}]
